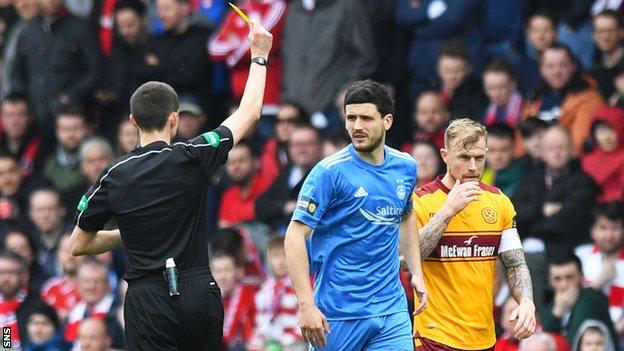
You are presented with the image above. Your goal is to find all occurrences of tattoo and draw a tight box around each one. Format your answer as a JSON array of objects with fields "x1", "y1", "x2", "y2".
[
  {"x1": 419, "y1": 212, "x2": 452, "y2": 258},
  {"x1": 500, "y1": 249, "x2": 534, "y2": 302}
]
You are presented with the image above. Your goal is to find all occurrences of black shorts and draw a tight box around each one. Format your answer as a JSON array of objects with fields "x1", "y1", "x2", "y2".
[{"x1": 124, "y1": 268, "x2": 223, "y2": 351}]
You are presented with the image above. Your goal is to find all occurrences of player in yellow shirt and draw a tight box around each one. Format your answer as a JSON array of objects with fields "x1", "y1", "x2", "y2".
[{"x1": 413, "y1": 118, "x2": 536, "y2": 350}]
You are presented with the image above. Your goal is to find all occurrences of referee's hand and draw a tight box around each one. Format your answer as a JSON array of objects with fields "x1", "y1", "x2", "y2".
[
  {"x1": 299, "y1": 303, "x2": 330, "y2": 348},
  {"x1": 248, "y1": 21, "x2": 273, "y2": 60}
]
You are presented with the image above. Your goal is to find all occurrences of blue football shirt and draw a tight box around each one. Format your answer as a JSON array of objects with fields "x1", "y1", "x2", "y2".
[{"x1": 292, "y1": 144, "x2": 417, "y2": 320}]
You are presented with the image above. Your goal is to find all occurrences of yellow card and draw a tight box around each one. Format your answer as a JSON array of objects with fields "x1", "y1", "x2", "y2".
[{"x1": 228, "y1": 2, "x2": 252, "y2": 24}]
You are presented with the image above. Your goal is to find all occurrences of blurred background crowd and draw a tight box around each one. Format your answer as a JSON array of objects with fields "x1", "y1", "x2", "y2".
[{"x1": 0, "y1": 0, "x2": 623, "y2": 350}]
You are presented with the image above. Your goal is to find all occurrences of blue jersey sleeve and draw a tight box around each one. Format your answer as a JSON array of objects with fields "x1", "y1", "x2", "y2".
[{"x1": 291, "y1": 164, "x2": 335, "y2": 229}]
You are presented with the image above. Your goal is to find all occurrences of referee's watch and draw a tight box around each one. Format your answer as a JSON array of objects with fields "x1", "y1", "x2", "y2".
[{"x1": 251, "y1": 57, "x2": 268, "y2": 66}]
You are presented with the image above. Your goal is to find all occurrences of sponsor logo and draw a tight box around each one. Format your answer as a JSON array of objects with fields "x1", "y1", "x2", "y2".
[
  {"x1": 202, "y1": 131, "x2": 221, "y2": 147},
  {"x1": 439, "y1": 244, "x2": 496, "y2": 258},
  {"x1": 481, "y1": 207, "x2": 497, "y2": 224},
  {"x1": 359, "y1": 205, "x2": 403, "y2": 225},
  {"x1": 353, "y1": 186, "x2": 368, "y2": 198},
  {"x1": 77, "y1": 195, "x2": 89, "y2": 211},
  {"x1": 463, "y1": 235, "x2": 477, "y2": 245}
]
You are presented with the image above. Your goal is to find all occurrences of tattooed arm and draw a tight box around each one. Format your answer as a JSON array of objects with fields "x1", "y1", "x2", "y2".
[
  {"x1": 500, "y1": 248, "x2": 536, "y2": 339},
  {"x1": 500, "y1": 249, "x2": 533, "y2": 302},
  {"x1": 419, "y1": 209, "x2": 453, "y2": 258}
]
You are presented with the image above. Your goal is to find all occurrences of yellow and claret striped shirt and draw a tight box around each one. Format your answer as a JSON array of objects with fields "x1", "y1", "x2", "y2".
[{"x1": 413, "y1": 176, "x2": 517, "y2": 350}]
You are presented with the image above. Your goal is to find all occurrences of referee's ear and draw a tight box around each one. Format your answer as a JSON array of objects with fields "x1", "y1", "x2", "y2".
[{"x1": 129, "y1": 115, "x2": 139, "y2": 128}]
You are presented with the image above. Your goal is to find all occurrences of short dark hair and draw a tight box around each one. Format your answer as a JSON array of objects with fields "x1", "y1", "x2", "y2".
[
  {"x1": 55, "y1": 105, "x2": 89, "y2": 125},
  {"x1": 343, "y1": 80, "x2": 395, "y2": 117},
  {"x1": 210, "y1": 228, "x2": 244, "y2": 266},
  {"x1": 487, "y1": 122, "x2": 515, "y2": 142},
  {"x1": 540, "y1": 42, "x2": 577, "y2": 65},
  {"x1": 114, "y1": 0, "x2": 146, "y2": 16},
  {"x1": 594, "y1": 9, "x2": 623, "y2": 28},
  {"x1": 519, "y1": 118, "x2": 548, "y2": 138},
  {"x1": 0, "y1": 151, "x2": 19, "y2": 164},
  {"x1": 278, "y1": 100, "x2": 309, "y2": 124},
  {"x1": 130, "y1": 81, "x2": 179, "y2": 131},
  {"x1": 438, "y1": 40, "x2": 470, "y2": 64},
  {"x1": 593, "y1": 202, "x2": 624, "y2": 224},
  {"x1": 549, "y1": 252, "x2": 583, "y2": 273},
  {"x1": 0, "y1": 250, "x2": 28, "y2": 273},
  {"x1": 2, "y1": 91, "x2": 31, "y2": 110},
  {"x1": 484, "y1": 59, "x2": 516, "y2": 82},
  {"x1": 527, "y1": 11, "x2": 557, "y2": 29}
]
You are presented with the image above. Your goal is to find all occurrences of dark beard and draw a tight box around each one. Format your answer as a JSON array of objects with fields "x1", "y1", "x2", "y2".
[{"x1": 352, "y1": 134, "x2": 383, "y2": 153}]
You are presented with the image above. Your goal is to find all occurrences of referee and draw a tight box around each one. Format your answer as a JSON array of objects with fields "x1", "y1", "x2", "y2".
[{"x1": 69, "y1": 22, "x2": 273, "y2": 350}]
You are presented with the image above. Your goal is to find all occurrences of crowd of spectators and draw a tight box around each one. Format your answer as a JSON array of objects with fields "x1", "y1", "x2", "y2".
[{"x1": 0, "y1": 0, "x2": 623, "y2": 350}]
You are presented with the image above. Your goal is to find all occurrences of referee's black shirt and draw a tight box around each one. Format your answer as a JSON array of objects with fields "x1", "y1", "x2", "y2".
[{"x1": 74, "y1": 126, "x2": 233, "y2": 281}]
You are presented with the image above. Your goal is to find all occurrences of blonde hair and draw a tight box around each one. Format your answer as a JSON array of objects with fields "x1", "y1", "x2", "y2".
[{"x1": 444, "y1": 118, "x2": 487, "y2": 151}]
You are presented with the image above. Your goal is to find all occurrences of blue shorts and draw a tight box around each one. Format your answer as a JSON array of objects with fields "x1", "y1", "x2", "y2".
[{"x1": 313, "y1": 311, "x2": 413, "y2": 351}]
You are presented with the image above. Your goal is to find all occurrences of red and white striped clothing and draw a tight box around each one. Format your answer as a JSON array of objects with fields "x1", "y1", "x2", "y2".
[
  {"x1": 41, "y1": 276, "x2": 81, "y2": 322},
  {"x1": 576, "y1": 244, "x2": 624, "y2": 322},
  {"x1": 250, "y1": 276, "x2": 302, "y2": 349},
  {"x1": 223, "y1": 284, "x2": 257, "y2": 348},
  {"x1": 64, "y1": 293, "x2": 114, "y2": 345},
  {"x1": 209, "y1": 0, "x2": 286, "y2": 110},
  {"x1": 0, "y1": 290, "x2": 26, "y2": 351}
]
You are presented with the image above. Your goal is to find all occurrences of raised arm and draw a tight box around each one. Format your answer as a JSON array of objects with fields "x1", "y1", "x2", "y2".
[{"x1": 221, "y1": 22, "x2": 273, "y2": 145}]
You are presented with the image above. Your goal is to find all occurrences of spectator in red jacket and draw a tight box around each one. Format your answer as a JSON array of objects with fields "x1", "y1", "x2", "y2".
[
  {"x1": 218, "y1": 142, "x2": 272, "y2": 228},
  {"x1": 582, "y1": 107, "x2": 624, "y2": 203}
]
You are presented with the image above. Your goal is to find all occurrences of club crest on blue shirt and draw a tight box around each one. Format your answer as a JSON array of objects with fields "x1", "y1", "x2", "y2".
[{"x1": 396, "y1": 184, "x2": 406, "y2": 200}]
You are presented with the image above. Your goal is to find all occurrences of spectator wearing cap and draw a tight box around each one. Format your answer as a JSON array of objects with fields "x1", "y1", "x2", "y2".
[
  {"x1": 209, "y1": 0, "x2": 286, "y2": 116},
  {"x1": 8, "y1": 0, "x2": 99, "y2": 130},
  {"x1": 581, "y1": 107, "x2": 624, "y2": 203},
  {"x1": 23, "y1": 301, "x2": 71, "y2": 351},
  {"x1": 522, "y1": 43, "x2": 605, "y2": 156},
  {"x1": 174, "y1": 100, "x2": 208, "y2": 141}
]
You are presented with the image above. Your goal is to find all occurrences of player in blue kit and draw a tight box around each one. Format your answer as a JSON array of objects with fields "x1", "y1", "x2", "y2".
[{"x1": 284, "y1": 80, "x2": 428, "y2": 350}]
